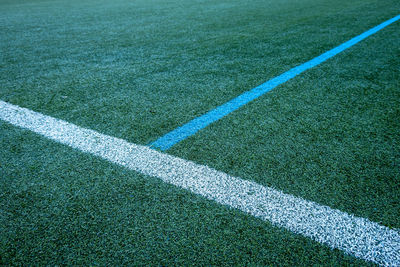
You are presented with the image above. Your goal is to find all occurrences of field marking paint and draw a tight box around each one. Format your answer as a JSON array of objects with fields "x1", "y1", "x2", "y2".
[
  {"x1": 150, "y1": 14, "x2": 400, "y2": 150},
  {"x1": 1, "y1": 100, "x2": 399, "y2": 266}
]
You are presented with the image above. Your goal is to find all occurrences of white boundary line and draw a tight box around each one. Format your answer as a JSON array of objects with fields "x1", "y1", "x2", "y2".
[{"x1": 1, "y1": 100, "x2": 399, "y2": 266}]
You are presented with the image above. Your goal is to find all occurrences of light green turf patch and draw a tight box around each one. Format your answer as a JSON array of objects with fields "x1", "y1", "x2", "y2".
[
  {"x1": 1, "y1": 0, "x2": 398, "y2": 145},
  {"x1": 169, "y1": 21, "x2": 400, "y2": 229},
  {"x1": 0, "y1": 122, "x2": 372, "y2": 265}
]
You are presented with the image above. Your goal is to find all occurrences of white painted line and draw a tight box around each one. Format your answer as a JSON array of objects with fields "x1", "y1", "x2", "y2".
[{"x1": 0, "y1": 100, "x2": 399, "y2": 266}]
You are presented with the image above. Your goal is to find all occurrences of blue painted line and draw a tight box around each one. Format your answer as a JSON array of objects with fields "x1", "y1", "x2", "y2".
[{"x1": 150, "y1": 14, "x2": 400, "y2": 151}]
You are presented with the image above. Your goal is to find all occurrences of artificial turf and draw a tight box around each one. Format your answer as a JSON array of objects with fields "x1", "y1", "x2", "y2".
[
  {"x1": 1, "y1": 0, "x2": 399, "y2": 265},
  {"x1": 0, "y1": 0, "x2": 398, "y2": 145},
  {"x1": 0, "y1": 121, "x2": 371, "y2": 266},
  {"x1": 169, "y1": 17, "x2": 400, "y2": 229}
]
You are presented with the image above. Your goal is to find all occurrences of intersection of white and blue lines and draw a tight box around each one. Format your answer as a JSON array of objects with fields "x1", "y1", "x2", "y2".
[{"x1": 1, "y1": 13, "x2": 399, "y2": 266}]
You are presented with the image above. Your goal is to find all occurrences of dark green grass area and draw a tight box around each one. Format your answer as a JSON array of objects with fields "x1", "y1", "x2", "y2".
[
  {"x1": 0, "y1": 123, "x2": 372, "y2": 266},
  {"x1": 0, "y1": 0, "x2": 399, "y2": 145},
  {"x1": 1, "y1": 0, "x2": 399, "y2": 264},
  {"x1": 170, "y1": 22, "x2": 400, "y2": 229}
]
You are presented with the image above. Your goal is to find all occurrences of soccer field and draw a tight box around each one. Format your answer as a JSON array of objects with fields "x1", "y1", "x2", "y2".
[{"x1": 1, "y1": 0, "x2": 399, "y2": 265}]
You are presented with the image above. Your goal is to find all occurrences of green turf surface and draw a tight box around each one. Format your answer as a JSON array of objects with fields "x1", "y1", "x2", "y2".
[
  {"x1": 0, "y1": 122, "x2": 372, "y2": 265},
  {"x1": 1, "y1": 0, "x2": 399, "y2": 264},
  {"x1": 1, "y1": 0, "x2": 398, "y2": 145},
  {"x1": 169, "y1": 19, "x2": 400, "y2": 229}
]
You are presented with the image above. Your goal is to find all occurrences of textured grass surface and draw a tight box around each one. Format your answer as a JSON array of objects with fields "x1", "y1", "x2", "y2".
[
  {"x1": 169, "y1": 19, "x2": 400, "y2": 229},
  {"x1": 0, "y1": 122, "x2": 372, "y2": 266},
  {"x1": 1, "y1": 0, "x2": 398, "y2": 144},
  {"x1": 1, "y1": 0, "x2": 399, "y2": 265}
]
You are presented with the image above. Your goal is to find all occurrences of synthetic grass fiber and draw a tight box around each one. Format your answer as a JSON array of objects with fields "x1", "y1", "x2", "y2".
[
  {"x1": 150, "y1": 14, "x2": 400, "y2": 150},
  {"x1": 1, "y1": 0, "x2": 399, "y2": 265},
  {"x1": 1, "y1": 120, "x2": 371, "y2": 266},
  {"x1": 1, "y1": 100, "x2": 399, "y2": 265}
]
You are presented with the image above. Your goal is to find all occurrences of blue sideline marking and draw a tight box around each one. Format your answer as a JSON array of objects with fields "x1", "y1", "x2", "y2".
[{"x1": 150, "y1": 14, "x2": 400, "y2": 151}]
